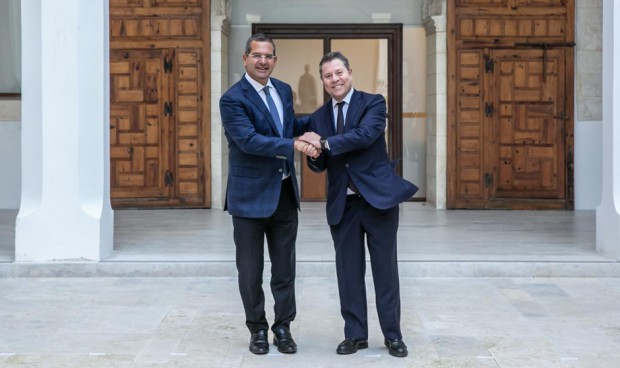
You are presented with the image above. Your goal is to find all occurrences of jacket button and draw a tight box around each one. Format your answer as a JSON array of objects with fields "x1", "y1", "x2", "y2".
[
  {"x1": 279, "y1": 168, "x2": 283, "y2": 173},
  {"x1": 345, "y1": 164, "x2": 349, "y2": 168}
]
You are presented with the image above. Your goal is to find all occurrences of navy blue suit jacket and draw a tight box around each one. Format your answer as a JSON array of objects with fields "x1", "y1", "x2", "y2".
[
  {"x1": 220, "y1": 75, "x2": 310, "y2": 218},
  {"x1": 307, "y1": 90, "x2": 418, "y2": 225}
]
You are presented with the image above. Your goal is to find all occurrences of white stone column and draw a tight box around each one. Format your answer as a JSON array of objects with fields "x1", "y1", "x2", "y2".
[
  {"x1": 210, "y1": 0, "x2": 231, "y2": 210},
  {"x1": 422, "y1": 0, "x2": 448, "y2": 209},
  {"x1": 16, "y1": 0, "x2": 113, "y2": 261},
  {"x1": 596, "y1": 0, "x2": 620, "y2": 258}
]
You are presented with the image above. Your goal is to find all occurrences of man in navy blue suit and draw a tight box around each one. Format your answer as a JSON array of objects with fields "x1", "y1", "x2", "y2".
[
  {"x1": 300, "y1": 51, "x2": 418, "y2": 358},
  {"x1": 219, "y1": 33, "x2": 319, "y2": 355}
]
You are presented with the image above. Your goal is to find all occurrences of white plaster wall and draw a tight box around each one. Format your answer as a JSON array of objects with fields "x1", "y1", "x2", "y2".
[
  {"x1": 211, "y1": 6, "x2": 230, "y2": 210},
  {"x1": 0, "y1": 99, "x2": 19, "y2": 120},
  {"x1": 0, "y1": 99, "x2": 21, "y2": 209},
  {"x1": 574, "y1": 0, "x2": 603, "y2": 209},
  {"x1": 228, "y1": 0, "x2": 424, "y2": 86},
  {"x1": 231, "y1": 0, "x2": 424, "y2": 27},
  {"x1": 0, "y1": 120, "x2": 20, "y2": 209},
  {"x1": 574, "y1": 121, "x2": 603, "y2": 209},
  {"x1": 596, "y1": 0, "x2": 620, "y2": 259}
]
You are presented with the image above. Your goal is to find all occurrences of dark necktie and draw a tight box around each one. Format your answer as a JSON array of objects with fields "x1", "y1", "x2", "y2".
[
  {"x1": 264, "y1": 86, "x2": 289, "y2": 176},
  {"x1": 336, "y1": 101, "x2": 358, "y2": 194},
  {"x1": 336, "y1": 101, "x2": 345, "y2": 134},
  {"x1": 264, "y1": 86, "x2": 283, "y2": 137}
]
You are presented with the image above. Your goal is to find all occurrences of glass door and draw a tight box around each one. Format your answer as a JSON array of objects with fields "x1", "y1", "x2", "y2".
[
  {"x1": 254, "y1": 24, "x2": 404, "y2": 201},
  {"x1": 266, "y1": 39, "x2": 326, "y2": 200}
]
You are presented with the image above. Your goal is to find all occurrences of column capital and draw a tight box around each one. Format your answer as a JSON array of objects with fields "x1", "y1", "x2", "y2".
[
  {"x1": 422, "y1": 0, "x2": 444, "y2": 19},
  {"x1": 422, "y1": 0, "x2": 447, "y2": 36},
  {"x1": 211, "y1": 0, "x2": 231, "y2": 35}
]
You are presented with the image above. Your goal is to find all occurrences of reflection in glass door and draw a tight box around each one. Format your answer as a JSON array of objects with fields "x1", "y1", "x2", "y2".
[
  {"x1": 254, "y1": 24, "x2": 424, "y2": 201},
  {"x1": 269, "y1": 39, "x2": 326, "y2": 200},
  {"x1": 331, "y1": 39, "x2": 389, "y2": 144}
]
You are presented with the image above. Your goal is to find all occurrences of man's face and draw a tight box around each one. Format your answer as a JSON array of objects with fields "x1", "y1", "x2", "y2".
[
  {"x1": 320, "y1": 59, "x2": 353, "y2": 102},
  {"x1": 242, "y1": 41, "x2": 277, "y2": 85}
]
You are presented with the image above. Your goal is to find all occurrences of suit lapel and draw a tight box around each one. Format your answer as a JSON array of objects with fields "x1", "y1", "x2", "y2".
[
  {"x1": 323, "y1": 99, "x2": 337, "y2": 136},
  {"x1": 344, "y1": 90, "x2": 363, "y2": 133},
  {"x1": 272, "y1": 80, "x2": 291, "y2": 138},
  {"x1": 240, "y1": 76, "x2": 281, "y2": 136}
]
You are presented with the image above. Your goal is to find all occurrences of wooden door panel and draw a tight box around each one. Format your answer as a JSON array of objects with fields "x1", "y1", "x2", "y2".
[
  {"x1": 456, "y1": 0, "x2": 565, "y2": 5},
  {"x1": 454, "y1": 49, "x2": 485, "y2": 200},
  {"x1": 455, "y1": 0, "x2": 571, "y2": 42},
  {"x1": 110, "y1": 0, "x2": 210, "y2": 208},
  {"x1": 457, "y1": 0, "x2": 507, "y2": 4},
  {"x1": 450, "y1": 47, "x2": 570, "y2": 208},
  {"x1": 174, "y1": 49, "x2": 204, "y2": 204},
  {"x1": 110, "y1": 0, "x2": 145, "y2": 7},
  {"x1": 110, "y1": 0, "x2": 201, "y2": 7},
  {"x1": 152, "y1": 0, "x2": 201, "y2": 6},
  {"x1": 517, "y1": 0, "x2": 565, "y2": 6},
  {"x1": 490, "y1": 49, "x2": 565, "y2": 200},
  {"x1": 109, "y1": 17, "x2": 201, "y2": 40},
  {"x1": 448, "y1": 0, "x2": 573, "y2": 209},
  {"x1": 110, "y1": 49, "x2": 171, "y2": 199},
  {"x1": 301, "y1": 160, "x2": 326, "y2": 200}
]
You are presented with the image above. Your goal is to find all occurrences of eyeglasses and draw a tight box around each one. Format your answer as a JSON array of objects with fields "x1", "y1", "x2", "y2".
[{"x1": 248, "y1": 53, "x2": 275, "y2": 61}]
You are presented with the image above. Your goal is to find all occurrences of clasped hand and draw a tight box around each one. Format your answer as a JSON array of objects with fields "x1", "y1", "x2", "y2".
[
  {"x1": 298, "y1": 132, "x2": 321, "y2": 150},
  {"x1": 294, "y1": 134, "x2": 321, "y2": 159}
]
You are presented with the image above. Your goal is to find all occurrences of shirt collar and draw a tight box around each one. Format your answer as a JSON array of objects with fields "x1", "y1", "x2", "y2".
[
  {"x1": 244, "y1": 73, "x2": 274, "y2": 93},
  {"x1": 332, "y1": 88, "x2": 354, "y2": 109}
]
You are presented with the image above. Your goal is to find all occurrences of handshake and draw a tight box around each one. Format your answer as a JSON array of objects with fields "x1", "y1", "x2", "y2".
[{"x1": 293, "y1": 132, "x2": 323, "y2": 159}]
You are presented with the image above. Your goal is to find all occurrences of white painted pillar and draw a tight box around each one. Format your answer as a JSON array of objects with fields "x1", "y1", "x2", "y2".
[
  {"x1": 422, "y1": 0, "x2": 448, "y2": 209},
  {"x1": 211, "y1": 0, "x2": 231, "y2": 210},
  {"x1": 16, "y1": 0, "x2": 113, "y2": 261},
  {"x1": 596, "y1": 0, "x2": 620, "y2": 259}
]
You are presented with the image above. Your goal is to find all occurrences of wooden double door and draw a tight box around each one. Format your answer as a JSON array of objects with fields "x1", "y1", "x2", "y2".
[
  {"x1": 448, "y1": 0, "x2": 574, "y2": 209},
  {"x1": 109, "y1": 0, "x2": 210, "y2": 208}
]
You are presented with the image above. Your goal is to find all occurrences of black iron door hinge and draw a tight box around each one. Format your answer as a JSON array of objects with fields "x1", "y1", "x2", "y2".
[
  {"x1": 163, "y1": 50, "x2": 175, "y2": 73},
  {"x1": 485, "y1": 103, "x2": 494, "y2": 118},
  {"x1": 164, "y1": 102, "x2": 173, "y2": 117},
  {"x1": 484, "y1": 173, "x2": 493, "y2": 188},
  {"x1": 484, "y1": 54, "x2": 494, "y2": 73},
  {"x1": 165, "y1": 170, "x2": 174, "y2": 187}
]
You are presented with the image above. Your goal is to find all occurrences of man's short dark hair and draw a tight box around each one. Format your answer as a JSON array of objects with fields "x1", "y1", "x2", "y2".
[
  {"x1": 245, "y1": 33, "x2": 277, "y2": 56},
  {"x1": 319, "y1": 51, "x2": 350, "y2": 77}
]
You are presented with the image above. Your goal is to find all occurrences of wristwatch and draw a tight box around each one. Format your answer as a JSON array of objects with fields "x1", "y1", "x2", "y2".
[{"x1": 320, "y1": 137, "x2": 327, "y2": 150}]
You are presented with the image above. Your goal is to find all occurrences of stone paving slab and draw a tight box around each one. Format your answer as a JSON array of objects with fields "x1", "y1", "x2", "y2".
[{"x1": 1, "y1": 276, "x2": 620, "y2": 367}]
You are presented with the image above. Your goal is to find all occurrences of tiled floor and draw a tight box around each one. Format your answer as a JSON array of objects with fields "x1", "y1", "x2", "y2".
[
  {"x1": 1, "y1": 202, "x2": 603, "y2": 263},
  {"x1": 1, "y1": 203, "x2": 620, "y2": 366},
  {"x1": 1, "y1": 276, "x2": 620, "y2": 367},
  {"x1": 2, "y1": 203, "x2": 614, "y2": 277}
]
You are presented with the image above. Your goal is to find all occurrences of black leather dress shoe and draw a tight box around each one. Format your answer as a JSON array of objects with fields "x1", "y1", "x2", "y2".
[
  {"x1": 384, "y1": 338, "x2": 408, "y2": 357},
  {"x1": 249, "y1": 330, "x2": 269, "y2": 355},
  {"x1": 273, "y1": 327, "x2": 297, "y2": 354},
  {"x1": 336, "y1": 338, "x2": 368, "y2": 355}
]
